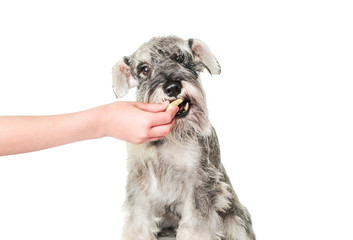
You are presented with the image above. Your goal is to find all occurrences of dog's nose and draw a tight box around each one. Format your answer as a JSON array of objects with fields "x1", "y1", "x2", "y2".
[{"x1": 163, "y1": 81, "x2": 182, "y2": 98}]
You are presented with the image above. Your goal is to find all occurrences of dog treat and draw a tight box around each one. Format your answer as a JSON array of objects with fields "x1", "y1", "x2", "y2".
[{"x1": 165, "y1": 99, "x2": 183, "y2": 111}]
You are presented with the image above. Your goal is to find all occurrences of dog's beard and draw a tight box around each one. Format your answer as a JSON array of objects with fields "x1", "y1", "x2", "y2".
[{"x1": 137, "y1": 81, "x2": 211, "y2": 142}]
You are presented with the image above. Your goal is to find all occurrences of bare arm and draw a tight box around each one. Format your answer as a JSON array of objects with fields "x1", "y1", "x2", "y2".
[{"x1": 0, "y1": 101, "x2": 178, "y2": 156}]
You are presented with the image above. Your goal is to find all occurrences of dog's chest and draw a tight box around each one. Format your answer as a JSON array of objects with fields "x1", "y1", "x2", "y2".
[
  {"x1": 157, "y1": 142, "x2": 200, "y2": 170},
  {"x1": 127, "y1": 142, "x2": 201, "y2": 203}
]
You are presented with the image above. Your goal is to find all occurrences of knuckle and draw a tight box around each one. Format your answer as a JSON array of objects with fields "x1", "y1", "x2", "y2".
[
  {"x1": 145, "y1": 115, "x2": 154, "y2": 126},
  {"x1": 162, "y1": 128, "x2": 171, "y2": 136},
  {"x1": 134, "y1": 135, "x2": 146, "y2": 145},
  {"x1": 135, "y1": 139, "x2": 144, "y2": 145},
  {"x1": 139, "y1": 130, "x2": 149, "y2": 140},
  {"x1": 162, "y1": 125, "x2": 173, "y2": 136},
  {"x1": 140, "y1": 118, "x2": 152, "y2": 129}
]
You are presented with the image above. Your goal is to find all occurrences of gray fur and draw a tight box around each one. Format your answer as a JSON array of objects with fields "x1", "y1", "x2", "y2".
[{"x1": 112, "y1": 36, "x2": 255, "y2": 240}]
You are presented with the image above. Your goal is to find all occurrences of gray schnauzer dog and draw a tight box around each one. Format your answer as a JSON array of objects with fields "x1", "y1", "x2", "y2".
[{"x1": 112, "y1": 36, "x2": 255, "y2": 240}]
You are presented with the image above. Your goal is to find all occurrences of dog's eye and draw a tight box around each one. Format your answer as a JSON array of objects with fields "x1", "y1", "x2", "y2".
[{"x1": 141, "y1": 66, "x2": 150, "y2": 75}]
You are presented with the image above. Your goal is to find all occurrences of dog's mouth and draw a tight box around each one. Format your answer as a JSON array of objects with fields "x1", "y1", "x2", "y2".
[
  {"x1": 164, "y1": 98, "x2": 191, "y2": 118},
  {"x1": 175, "y1": 98, "x2": 191, "y2": 118}
]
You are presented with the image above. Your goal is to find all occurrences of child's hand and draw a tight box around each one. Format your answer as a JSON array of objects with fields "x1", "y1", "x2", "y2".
[{"x1": 100, "y1": 101, "x2": 179, "y2": 144}]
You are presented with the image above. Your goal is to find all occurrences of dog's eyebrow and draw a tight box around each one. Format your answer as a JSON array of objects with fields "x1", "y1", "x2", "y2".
[{"x1": 156, "y1": 48, "x2": 167, "y2": 56}]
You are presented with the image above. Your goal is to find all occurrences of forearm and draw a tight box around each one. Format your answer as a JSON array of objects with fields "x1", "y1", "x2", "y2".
[{"x1": 0, "y1": 108, "x2": 102, "y2": 156}]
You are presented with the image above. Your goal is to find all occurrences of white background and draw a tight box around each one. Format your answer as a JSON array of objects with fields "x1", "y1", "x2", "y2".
[{"x1": 0, "y1": 0, "x2": 352, "y2": 239}]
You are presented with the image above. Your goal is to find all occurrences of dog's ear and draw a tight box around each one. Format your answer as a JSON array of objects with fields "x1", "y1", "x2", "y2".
[
  {"x1": 112, "y1": 57, "x2": 137, "y2": 98},
  {"x1": 188, "y1": 38, "x2": 221, "y2": 75}
]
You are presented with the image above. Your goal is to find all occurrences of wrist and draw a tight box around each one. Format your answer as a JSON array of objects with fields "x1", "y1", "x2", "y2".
[
  {"x1": 90, "y1": 104, "x2": 110, "y2": 139},
  {"x1": 78, "y1": 105, "x2": 108, "y2": 140}
]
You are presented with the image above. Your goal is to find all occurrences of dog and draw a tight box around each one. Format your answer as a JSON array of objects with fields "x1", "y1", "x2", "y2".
[{"x1": 112, "y1": 36, "x2": 255, "y2": 240}]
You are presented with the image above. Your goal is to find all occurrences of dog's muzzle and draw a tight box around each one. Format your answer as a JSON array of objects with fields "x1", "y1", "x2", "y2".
[{"x1": 163, "y1": 80, "x2": 191, "y2": 117}]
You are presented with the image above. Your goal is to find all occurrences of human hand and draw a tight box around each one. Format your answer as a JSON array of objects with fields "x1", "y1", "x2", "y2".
[{"x1": 99, "y1": 101, "x2": 178, "y2": 144}]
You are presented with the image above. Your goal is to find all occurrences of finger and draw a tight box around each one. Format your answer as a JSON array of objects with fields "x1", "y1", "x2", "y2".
[
  {"x1": 148, "y1": 106, "x2": 178, "y2": 127},
  {"x1": 148, "y1": 119, "x2": 175, "y2": 138},
  {"x1": 137, "y1": 101, "x2": 170, "y2": 113},
  {"x1": 146, "y1": 137, "x2": 164, "y2": 142}
]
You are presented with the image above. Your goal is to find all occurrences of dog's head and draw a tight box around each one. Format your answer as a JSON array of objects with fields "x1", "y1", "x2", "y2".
[{"x1": 112, "y1": 36, "x2": 221, "y2": 138}]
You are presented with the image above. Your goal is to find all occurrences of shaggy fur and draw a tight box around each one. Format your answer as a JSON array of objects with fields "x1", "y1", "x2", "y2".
[{"x1": 112, "y1": 36, "x2": 255, "y2": 240}]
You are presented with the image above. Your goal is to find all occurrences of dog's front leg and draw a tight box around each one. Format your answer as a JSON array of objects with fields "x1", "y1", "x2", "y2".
[
  {"x1": 177, "y1": 214, "x2": 223, "y2": 240},
  {"x1": 121, "y1": 197, "x2": 159, "y2": 240},
  {"x1": 176, "y1": 195, "x2": 223, "y2": 240}
]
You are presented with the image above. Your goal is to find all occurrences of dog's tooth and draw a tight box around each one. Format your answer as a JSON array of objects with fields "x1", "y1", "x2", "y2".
[
  {"x1": 165, "y1": 99, "x2": 183, "y2": 111},
  {"x1": 184, "y1": 102, "x2": 189, "y2": 111}
]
